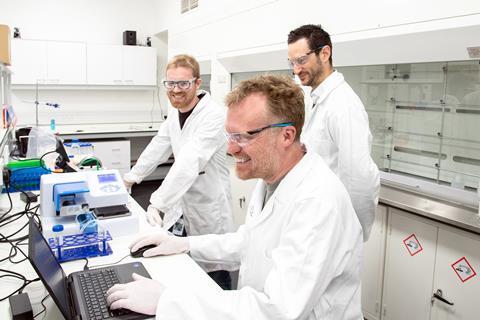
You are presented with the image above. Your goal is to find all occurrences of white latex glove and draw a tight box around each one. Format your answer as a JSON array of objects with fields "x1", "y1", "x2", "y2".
[
  {"x1": 129, "y1": 229, "x2": 189, "y2": 257},
  {"x1": 123, "y1": 177, "x2": 135, "y2": 194},
  {"x1": 106, "y1": 273, "x2": 164, "y2": 315},
  {"x1": 145, "y1": 205, "x2": 164, "y2": 227}
]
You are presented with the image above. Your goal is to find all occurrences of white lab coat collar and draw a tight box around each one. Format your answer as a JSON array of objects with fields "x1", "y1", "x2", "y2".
[
  {"x1": 310, "y1": 70, "x2": 344, "y2": 106},
  {"x1": 247, "y1": 152, "x2": 312, "y2": 226}
]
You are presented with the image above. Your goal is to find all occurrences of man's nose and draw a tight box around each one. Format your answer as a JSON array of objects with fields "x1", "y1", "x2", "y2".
[
  {"x1": 227, "y1": 140, "x2": 241, "y2": 154},
  {"x1": 292, "y1": 64, "x2": 302, "y2": 74}
]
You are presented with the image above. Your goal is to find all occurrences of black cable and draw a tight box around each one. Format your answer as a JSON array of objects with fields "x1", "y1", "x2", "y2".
[
  {"x1": 33, "y1": 294, "x2": 50, "y2": 319},
  {"x1": 87, "y1": 253, "x2": 131, "y2": 269}
]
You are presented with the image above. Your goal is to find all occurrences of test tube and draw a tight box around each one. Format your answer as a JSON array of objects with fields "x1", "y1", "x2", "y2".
[{"x1": 52, "y1": 224, "x2": 64, "y2": 260}]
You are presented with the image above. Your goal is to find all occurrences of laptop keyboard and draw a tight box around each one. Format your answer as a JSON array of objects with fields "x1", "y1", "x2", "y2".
[{"x1": 78, "y1": 268, "x2": 130, "y2": 319}]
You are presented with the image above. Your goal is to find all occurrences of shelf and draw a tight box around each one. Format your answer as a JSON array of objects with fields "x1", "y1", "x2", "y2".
[{"x1": 12, "y1": 84, "x2": 157, "y2": 91}]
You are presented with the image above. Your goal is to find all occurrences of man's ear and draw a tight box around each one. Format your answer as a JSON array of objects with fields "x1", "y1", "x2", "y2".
[
  {"x1": 282, "y1": 126, "x2": 297, "y2": 146},
  {"x1": 320, "y1": 45, "x2": 331, "y2": 64}
]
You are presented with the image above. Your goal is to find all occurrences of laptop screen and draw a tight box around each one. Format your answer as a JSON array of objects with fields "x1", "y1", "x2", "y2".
[{"x1": 28, "y1": 219, "x2": 71, "y2": 319}]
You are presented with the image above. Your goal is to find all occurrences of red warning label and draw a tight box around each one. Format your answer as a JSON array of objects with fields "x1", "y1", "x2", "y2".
[
  {"x1": 451, "y1": 257, "x2": 477, "y2": 283},
  {"x1": 403, "y1": 233, "x2": 423, "y2": 256}
]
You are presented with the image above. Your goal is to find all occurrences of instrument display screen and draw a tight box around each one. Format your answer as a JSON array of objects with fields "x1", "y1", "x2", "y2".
[{"x1": 97, "y1": 173, "x2": 117, "y2": 183}]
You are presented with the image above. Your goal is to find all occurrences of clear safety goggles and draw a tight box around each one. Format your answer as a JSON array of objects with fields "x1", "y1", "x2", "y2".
[
  {"x1": 288, "y1": 45, "x2": 325, "y2": 68},
  {"x1": 226, "y1": 122, "x2": 294, "y2": 146},
  {"x1": 163, "y1": 78, "x2": 197, "y2": 90}
]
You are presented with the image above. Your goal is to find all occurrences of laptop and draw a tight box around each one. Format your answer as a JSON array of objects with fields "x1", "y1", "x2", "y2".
[{"x1": 28, "y1": 218, "x2": 153, "y2": 320}]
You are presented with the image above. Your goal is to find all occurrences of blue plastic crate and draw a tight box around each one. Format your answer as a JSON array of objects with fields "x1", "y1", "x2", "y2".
[{"x1": 2, "y1": 166, "x2": 50, "y2": 193}]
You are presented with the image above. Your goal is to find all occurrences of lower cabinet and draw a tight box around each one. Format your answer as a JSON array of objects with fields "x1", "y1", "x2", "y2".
[
  {"x1": 381, "y1": 209, "x2": 438, "y2": 320},
  {"x1": 361, "y1": 205, "x2": 388, "y2": 320},
  {"x1": 90, "y1": 140, "x2": 131, "y2": 176},
  {"x1": 363, "y1": 206, "x2": 480, "y2": 320},
  {"x1": 430, "y1": 227, "x2": 480, "y2": 319}
]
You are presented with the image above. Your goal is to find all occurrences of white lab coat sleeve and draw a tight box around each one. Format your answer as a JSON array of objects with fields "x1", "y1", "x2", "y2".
[
  {"x1": 124, "y1": 121, "x2": 172, "y2": 184},
  {"x1": 188, "y1": 225, "x2": 247, "y2": 267},
  {"x1": 149, "y1": 112, "x2": 225, "y2": 213},
  {"x1": 154, "y1": 197, "x2": 356, "y2": 320},
  {"x1": 328, "y1": 101, "x2": 380, "y2": 241}
]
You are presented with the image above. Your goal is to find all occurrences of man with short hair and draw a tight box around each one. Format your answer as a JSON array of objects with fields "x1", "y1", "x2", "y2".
[
  {"x1": 108, "y1": 75, "x2": 363, "y2": 319},
  {"x1": 123, "y1": 54, "x2": 234, "y2": 288},
  {"x1": 288, "y1": 24, "x2": 380, "y2": 241}
]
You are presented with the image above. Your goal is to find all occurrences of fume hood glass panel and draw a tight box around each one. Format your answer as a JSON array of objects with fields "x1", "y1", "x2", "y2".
[
  {"x1": 441, "y1": 61, "x2": 480, "y2": 189},
  {"x1": 339, "y1": 61, "x2": 480, "y2": 191},
  {"x1": 199, "y1": 74, "x2": 211, "y2": 93}
]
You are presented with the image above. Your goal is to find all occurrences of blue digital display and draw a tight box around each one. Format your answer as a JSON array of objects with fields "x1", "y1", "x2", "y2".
[{"x1": 97, "y1": 173, "x2": 117, "y2": 183}]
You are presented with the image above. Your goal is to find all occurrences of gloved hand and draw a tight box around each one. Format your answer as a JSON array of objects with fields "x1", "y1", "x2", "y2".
[
  {"x1": 145, "y1": 205, "x2": 164, "y2": 226},
  {"x1": 123, "y1": 177, "x2": 135, "y2": 194},
  {"x1": 129, "y1": 229, "x2": 189, "y2": 257},
  {"x1": 106, "y1": 273, "x2": 164, "y2": 315}
]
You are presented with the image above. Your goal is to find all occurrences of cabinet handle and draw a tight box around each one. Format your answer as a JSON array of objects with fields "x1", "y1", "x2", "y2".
[
  {"x1": 239, "y1": 196, "x2": 246, "y2": 208},
  {"x1": 431, "y1": 289, "x2": 454, "y2": 306}
]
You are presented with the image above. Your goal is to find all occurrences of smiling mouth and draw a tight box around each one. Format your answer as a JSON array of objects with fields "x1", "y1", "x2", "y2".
[{"x1": 235, "y1": 157, "x2": 250, "y2": 163}]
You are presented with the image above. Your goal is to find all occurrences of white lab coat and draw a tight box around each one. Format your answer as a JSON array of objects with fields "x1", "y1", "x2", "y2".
[
  {"x1": 155, "y1": 152, "x2": 363, "y2": 320},
  {"x1": 125, "y1": 91, "x2": 234, "y2": 271},
  {"x1": 301, "y1": 70, "x2": 380, "y2": 241}
]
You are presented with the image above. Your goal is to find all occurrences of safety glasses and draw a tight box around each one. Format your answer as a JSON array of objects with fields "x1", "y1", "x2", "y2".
[
  {"x1": 163, "y1": 78, "x2": 197, "y2": 90},
  {"x1": 226, "y1": 122, "x2": 294, "y2": 146},
  {"x1": 288, "y1": 45, "x2": 325, "y2": 68}
]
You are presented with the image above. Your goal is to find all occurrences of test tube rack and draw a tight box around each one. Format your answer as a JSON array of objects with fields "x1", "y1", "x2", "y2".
[{"x1": 48, "y1": 230, "x2": 113, "y2": 263}]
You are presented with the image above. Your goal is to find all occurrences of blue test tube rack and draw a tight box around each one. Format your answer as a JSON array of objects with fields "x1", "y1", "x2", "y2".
[{"x1": 48, "y1": 230, "x2": 113, "y2": 263}]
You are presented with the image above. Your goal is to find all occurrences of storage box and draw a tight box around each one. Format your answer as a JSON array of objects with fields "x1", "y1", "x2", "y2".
[{"x1": 0, "y1": 24, "x2": 11, "y2": 65}]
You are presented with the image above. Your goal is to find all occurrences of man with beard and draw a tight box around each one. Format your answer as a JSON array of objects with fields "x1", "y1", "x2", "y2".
[
  {"x1": 123, "y1": 54, "x2": 234, "y2": 289},
  {"x1": 107, "y1": 75, "x2": 363, "y2": 319},
  {"x1": 287, "y1": 24, "x2": 380, "y2": 241}
]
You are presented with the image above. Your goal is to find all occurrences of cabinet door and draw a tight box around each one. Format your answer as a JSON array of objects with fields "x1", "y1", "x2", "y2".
[
  {"x1": 91, "y1": 140, "x2": 131, "y2": 176},
  {"x1": 47, "y1": 41, "x2": 86, "y2": 84},
  {"x1": 227, "y1": 156, "x2": 257, "y2": 229},
  {"x1": 382, "y1": 209, "x2": 438, "y2": 320},
  {"x1": 87, "y1": 44, "x2": 123, "y2": 85},
  {"x1": 11, "y1": 39, "x2": 47, "y2": 84},
  {"x1": 361, "y1": 205, "x2": 388, "y2": 320},
  {"x1": 430, "y1": 228, "x2": 480, "y2": 320},
  {"x1": 122, "y1": 46, "x2": 157, "y2": 86}
]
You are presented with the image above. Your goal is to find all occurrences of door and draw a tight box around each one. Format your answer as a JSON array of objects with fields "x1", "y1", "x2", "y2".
[
  {"x1": 122, "y1": 46, "x2": 156, "y2": 86},
  {"x1": 381, "y1": 209, "x2": 438, "y2": 320},
  {"x1": 86, "y1": 44, "x2": 123, "y2": 85},
  {"x1": 430, "y1": 227, "x2": 480, "y2": 319},
  {"x1": 11, "y1": 39, "x2": 47, "y2": 84}
]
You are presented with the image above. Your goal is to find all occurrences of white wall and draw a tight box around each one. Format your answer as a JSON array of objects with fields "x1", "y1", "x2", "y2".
[
  {"x1": 0, "y1": 0, "x2": 164, "y2": 126},
  {"x1": 157, "y1": 0, "x2": 480, "y2": 104}
]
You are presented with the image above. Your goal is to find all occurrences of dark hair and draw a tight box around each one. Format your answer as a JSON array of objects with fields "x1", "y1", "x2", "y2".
[
  {"x1": 288, "y1": 24, "x2": 332, "y2": 64},
  {"x1": 225, "y1": 75, "x2": 305, "y2": 141}
]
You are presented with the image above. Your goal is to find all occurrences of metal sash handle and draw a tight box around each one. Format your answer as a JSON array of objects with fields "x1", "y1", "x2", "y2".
[{"x1": 431, "y1": 289, "x2": 454, "y2": 306}]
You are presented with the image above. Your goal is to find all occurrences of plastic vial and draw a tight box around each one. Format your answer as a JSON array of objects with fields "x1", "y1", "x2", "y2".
[
  {"x1": 50, "y1": 118, "x2": 56, "y2": 130},
  {"x1": 98, "y1": 227, "x2": 107, "y2": 254},
  {"x1": 52, "y1": 224, "x2": 64, "y2": 260}
]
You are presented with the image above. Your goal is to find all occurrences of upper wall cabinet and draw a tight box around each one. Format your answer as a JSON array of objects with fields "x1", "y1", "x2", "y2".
[
  {"x1": 11, "y1": 39, "x2": 86, "y2": 85},
  {"x1": 87, "y1": 44, "x2": 156, "y2": 86}
]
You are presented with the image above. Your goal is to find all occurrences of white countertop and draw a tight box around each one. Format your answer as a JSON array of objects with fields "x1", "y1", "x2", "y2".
[{"x1": 0, "y1": 193, "x2": 219, "y2": 319}]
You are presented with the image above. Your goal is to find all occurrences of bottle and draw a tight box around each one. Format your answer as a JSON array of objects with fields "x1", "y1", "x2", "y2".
[
  {"x1": 52, "y1": 224, "x2": 64, "y2": 260},
  {"x1": 70, "y1": 138, "x2": 81, "y2": 163},
  {"x1": 50, "y1": 118, "x2": 56, "y2": 131}
]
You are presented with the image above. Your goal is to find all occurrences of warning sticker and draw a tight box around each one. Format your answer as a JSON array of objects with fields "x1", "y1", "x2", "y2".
[
  {"x1": 451, "y1": 257, "x2": 477, "y2": 283},
  {"x1": 403, "y1": 233, "x2": 423, "y2": 256}
]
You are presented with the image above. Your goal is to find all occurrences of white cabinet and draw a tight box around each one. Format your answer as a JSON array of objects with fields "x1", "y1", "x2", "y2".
[
  {"x1": 430, "y1": 227, "x2": 480, "y2": 320},
  {"x1": 227, "y1": 155, "x2": 257, "y2": 229},
  {"x1": 381, "y1": 209, "x2": 438, "y2": 320},
  {"x1": 87, "y1": 44, "x2": 156, "y2": 86},
  {"x1": 90, "y1": 140, "x2": 131, "y2": 176},
  {"x1": 11, "y1": 39, "x2": 86, "y2": 84},
  {"x1": 361, "y1": 205, "x2": 388, "y2": 320}
]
